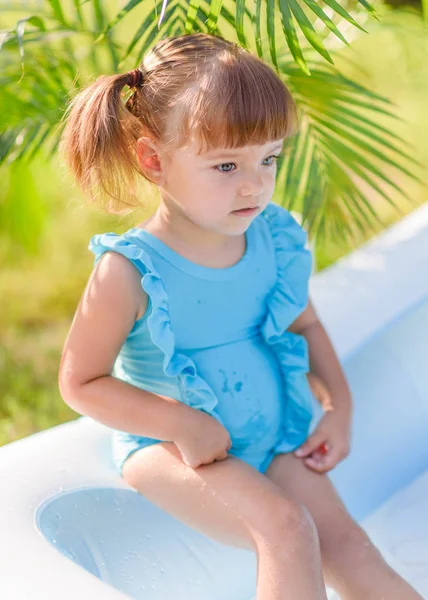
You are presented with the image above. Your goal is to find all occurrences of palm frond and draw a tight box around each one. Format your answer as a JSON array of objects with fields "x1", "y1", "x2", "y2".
[
  {"x1": 93, "y1": 0, "x2": 375, "y2": 71},
  {"x1": 276, "y1": 60, "x2": 424, "y2": 245}
]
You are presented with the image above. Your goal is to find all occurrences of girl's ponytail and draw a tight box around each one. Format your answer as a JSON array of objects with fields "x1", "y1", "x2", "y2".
[{"x1": 59, "y1": 69, "x2": 146, "y2": 213}]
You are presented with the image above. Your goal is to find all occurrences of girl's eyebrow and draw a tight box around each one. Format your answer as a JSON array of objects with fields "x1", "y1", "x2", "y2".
[{"x1": 203, "y1": 143, "x2": 284, "y2": 160}]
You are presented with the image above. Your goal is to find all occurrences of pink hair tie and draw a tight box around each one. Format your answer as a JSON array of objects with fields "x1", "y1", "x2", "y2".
[{"x1": 127, "y1": 68, "x2": 144, "y2": 88}]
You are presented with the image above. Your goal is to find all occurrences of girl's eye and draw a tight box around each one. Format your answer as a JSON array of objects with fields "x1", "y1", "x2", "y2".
[{"x1": 214, "y1": 155, "x2": 281, "y2": 174}]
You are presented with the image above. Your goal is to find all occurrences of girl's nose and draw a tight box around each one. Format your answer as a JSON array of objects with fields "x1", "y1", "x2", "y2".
[{"x1": 239, "y1": 172, "x2": 264, "y2": 196}]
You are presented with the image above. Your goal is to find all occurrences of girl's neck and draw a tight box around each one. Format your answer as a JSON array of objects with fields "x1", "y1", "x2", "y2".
[
  {"x1": 137, "y1": 203, "x2": 239, "y2": 252},
  {"x1": 135, "y1": 201, "x2": 247, "y2": 268}
]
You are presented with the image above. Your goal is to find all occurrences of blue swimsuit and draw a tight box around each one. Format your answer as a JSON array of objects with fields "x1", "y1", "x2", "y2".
[{"x1": 88, "y1": 202, "x2": 317, "y2": 476}]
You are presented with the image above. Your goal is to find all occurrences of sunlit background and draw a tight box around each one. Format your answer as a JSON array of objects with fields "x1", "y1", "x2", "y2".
[{"x1": 1, "y1": 0, "x2": 427, "y2": 446}]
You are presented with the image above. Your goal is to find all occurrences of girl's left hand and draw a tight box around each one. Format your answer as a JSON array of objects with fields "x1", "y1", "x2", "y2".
[{"x1": 294, "y1": 407, "x2": 353, "y2": 473}]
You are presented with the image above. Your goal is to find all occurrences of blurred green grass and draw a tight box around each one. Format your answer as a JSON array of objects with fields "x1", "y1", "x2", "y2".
[{"x1": 1, "y1": 7, "x2": 427, "y2": 446}]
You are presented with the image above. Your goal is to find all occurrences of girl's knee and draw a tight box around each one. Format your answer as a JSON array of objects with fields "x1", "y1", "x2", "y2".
[{"x1": 257, "y1": 496, "x2": 319, "y2": 545}]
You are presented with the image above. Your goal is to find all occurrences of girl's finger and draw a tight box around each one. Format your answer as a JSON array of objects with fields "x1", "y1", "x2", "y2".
[
  {"x1": 304, "y1": 456, "x2": 332, "y2": 473},
  {"x1": 294, "y1": 431, "x2": 328, "y2": 457},
  {"x1": 307, "y1": 443, "x2": 331, "y2": 461},
  {"x1": 305, "y1": 447, "x2": 340, "y2": 473},
  {"x1": 315, "y1": 441, "x2": 330, "y2": 456}
]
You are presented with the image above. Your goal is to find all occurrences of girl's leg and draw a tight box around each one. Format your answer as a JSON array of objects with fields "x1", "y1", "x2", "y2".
[
  {"x1": 122, "y1": 441, "x2": 328, "y2": 600},
  {"x1": 265, "y1": 452, "x2": 424, "y2": 600}
]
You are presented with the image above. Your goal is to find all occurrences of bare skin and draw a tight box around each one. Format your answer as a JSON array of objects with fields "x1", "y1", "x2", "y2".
[
  {"x1": 265, "y1": 452, "x2": 424, "y2": 600},
  {"x1": 122, "y1": 442, "x2": 328, "y2": 600}
]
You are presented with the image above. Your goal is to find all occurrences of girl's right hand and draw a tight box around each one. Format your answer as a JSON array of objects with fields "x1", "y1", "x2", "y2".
[{"x1": 174, "y1": 409, "x2": 232, "y2": 468}]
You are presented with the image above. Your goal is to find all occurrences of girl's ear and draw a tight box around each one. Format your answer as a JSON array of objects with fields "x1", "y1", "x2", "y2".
[{"x1": 136, "y1": 136, "x2": 167, "y2": 185}]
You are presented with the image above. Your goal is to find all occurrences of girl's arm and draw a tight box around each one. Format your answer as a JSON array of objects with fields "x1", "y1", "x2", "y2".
[
  {"x1": 288, "y1": 299, "x2": 353, "y2": 415},
  {"x1": 59, "y1": 251, "x2": 194, "y2": 441}
]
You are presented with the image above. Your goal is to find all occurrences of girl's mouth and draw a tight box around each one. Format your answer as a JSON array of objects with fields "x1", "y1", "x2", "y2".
[{"x1": 231, "y1": 207, "x2": 259, "y2": 217}]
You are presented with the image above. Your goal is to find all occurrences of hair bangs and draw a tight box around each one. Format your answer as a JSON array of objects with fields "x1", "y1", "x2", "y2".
[{"x1": 166, "y1": 52, "x2": 298, "y2": 156}]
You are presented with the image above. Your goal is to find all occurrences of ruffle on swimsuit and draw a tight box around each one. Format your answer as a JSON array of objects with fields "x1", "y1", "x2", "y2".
[
  {"x1": 260, "y1": 204, "x2": 314, "y2": 450},
  {"x1": 88, "y1": 202, "x2": 315, "y2": 451}
]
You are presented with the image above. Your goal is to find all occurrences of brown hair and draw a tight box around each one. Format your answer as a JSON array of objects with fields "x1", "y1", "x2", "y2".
[{"x1": 58, "y1": 32, "x2": 298, "y2": 214}]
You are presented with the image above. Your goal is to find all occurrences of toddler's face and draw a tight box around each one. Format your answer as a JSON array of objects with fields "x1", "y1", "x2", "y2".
[{"x1": 157, "y1": 136, "x2": 285, "y2": 236}]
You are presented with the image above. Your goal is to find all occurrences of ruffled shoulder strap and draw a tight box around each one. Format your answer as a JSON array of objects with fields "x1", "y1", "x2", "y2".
[
  {"x1": 259, "y1": 203, "x2": 316, "y2": 450},
  {"x1": 260, "y1": 203, "x2": 313, "y2": 344},
  {"x1": 88, "y1": 232, "x2": 154, "y2": 277},
  {"x1": 87, "y1": 231, "x2": 226, "y2": 424}
]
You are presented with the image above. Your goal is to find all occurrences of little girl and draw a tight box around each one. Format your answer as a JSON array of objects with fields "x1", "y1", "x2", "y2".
[{"x1": 58, "y1": 32, "x2": 422, "y2": 600}]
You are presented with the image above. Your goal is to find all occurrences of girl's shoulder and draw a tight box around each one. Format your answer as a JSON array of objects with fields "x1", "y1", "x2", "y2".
[
  {"x1": 88, "y1": 229, "x2": 157, "y2": 278},
  {"x1": 88, "y1": 232, "x2": 154, "y2": 322}
]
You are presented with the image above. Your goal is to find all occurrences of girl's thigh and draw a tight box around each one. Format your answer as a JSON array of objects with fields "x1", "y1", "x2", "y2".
[{"x1": 121, "y1": 442, "x2": 312, "y2": 552}]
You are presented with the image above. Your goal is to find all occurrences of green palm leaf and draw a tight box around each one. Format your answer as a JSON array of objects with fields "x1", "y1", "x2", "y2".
[
  {"x1": 276, "y1": 61, "x2": 422, "y2": 244},
  {"x1": 300, "y1": 0, "x2": 351, "y2": 46},
  {"x1": 321, "y1": 0, "x2": 368, "y2": 32},
  {"x1": 285, "y1": 0, "x2": 334, "y2": 64},
  {"x1": 278, "y1": 0, "x2": 310, "y2": 74},
  {"x1": 185, "y1": 0, "x2": 201, "y2": 33},
  {"x1": 96, "y1": 0, "x2": 369, "y2": 72},
  {"x1": 253, "y1": 0, "x2": 263, "y2": 58},
  {"x1": 266, "y1": 0, "x2": 278, "y2": 68},
  {"x1": 207, "y1": 0, "x2": 224, "y2": 33}
]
